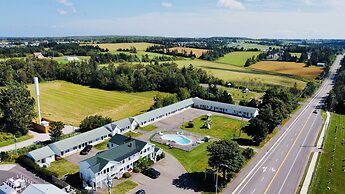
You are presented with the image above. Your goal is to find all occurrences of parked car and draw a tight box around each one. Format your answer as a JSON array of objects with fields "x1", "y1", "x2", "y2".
[
  {"x1": 313, "y1": 110, "x2": 318, "y2": 114},
  {"x1": 142, "y1": 168, "x2": 160, "y2": 179},
  {"x1": 80, "y1": 145, "x2": 93, "y2": 155},
  {"x1": 135, "y1": 189, "x2": 146, "y2": 194}
]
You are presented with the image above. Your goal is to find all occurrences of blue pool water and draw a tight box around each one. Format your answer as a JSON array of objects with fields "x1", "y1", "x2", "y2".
[{"x1": 161, "y1": 134, "x2": 192, "y2": 145}]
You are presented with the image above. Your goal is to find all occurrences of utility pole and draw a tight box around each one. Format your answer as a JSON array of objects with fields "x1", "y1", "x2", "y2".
[
  {"x1": 105, "y1": 174, "x2": 112, "y2": 194},
  {"x1": 14, "y1": 134, "x2": 17, "y2": 156}
]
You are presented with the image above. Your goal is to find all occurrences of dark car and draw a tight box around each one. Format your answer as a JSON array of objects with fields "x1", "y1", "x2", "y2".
[
  {"x1": 313, "y1": 110, "x2": 318, "y2": 114},
  {"x1": 135, "y1": 189, "x2": 146, "y2": 194},
  {"x1": 142, "y1": 168, "x2": 160, "y2": 179},
  {"x1": 80, "y1": 145, "x2": 93, "y2": 155}
]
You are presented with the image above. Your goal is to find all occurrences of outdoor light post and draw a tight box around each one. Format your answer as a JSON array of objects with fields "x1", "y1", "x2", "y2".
[
  {"x1": 105, "y1": 174, "x2": 112, "y2": 194},
  {"x1": 14, "y1": 134, "x2": 17, "y2": 156},
  {"x1": 215, "y1": 164, "x2": 229, "y2": 194}
]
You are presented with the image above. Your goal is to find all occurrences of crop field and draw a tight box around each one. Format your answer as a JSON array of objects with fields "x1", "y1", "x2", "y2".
[
  {"x1": 175, "y1": 59, "x2": 307, "y2": 91},
  {"x1": 169, "y1": 47, "x2": 209, "y2": 57},
  {"x1": 83, "y1": 42, "x2": 157, "y2": 51},
  {"x1": 216, "y1": 51, "x2": 262, "y2": 67},
  {"x1": 27, "y1": 80, "x2": 164, "y2": 125},
  {"x1": 250, "y1": 61, "x2": 323, "y2": 79},
  {"x1": 309, "y1": 113, "x2": 345, "y2": 194}
]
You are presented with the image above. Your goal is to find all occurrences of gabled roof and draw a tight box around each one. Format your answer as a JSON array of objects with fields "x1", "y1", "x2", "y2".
[
  {"x1": 82, "y1": 135, "x2": 147, "y2": 173},
  {"x1": 49, "y1": 126, "x2": 110, "y2": 152},
  {"x1": 27, "y1": 146, "x2": 55, "y2": 161},
  {"x1": 192, "y1": 97, "x2": 259, "y2": 114},
  {"x1": 132, "y1": 98, "x2": 194, "y2": 124}
]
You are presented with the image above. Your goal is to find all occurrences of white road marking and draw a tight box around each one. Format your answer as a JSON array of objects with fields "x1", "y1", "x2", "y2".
[
  {"x1": 270, "y1": 168, "x2": 276, "y2": 172},
  {"x1": 251, "y1": 189, "x2": 256, "y2": 194},
  {"x1": 261, "y1": 177, "x2": 265, "y2": 182},
  {"x1": 275, "y1": 159, "x2": 278, "y2": 162},
  {"x1": 262, "y1": 167, "x2": 267, "y2": 173}
]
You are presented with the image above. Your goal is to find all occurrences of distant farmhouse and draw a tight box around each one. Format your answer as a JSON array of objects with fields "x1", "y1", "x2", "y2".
[
  {"x1": 27, "y1": 97, "x2": 258, "y2": 189},
  {"x1": 64, "y1": 56, "x2": 79, "y2": 61},
  {"x1": 80, "y1": 134, "x2": 162, "y2": 188},
  {"x1": 33, "y1": 52, "x2": 45, "y2": 59}
]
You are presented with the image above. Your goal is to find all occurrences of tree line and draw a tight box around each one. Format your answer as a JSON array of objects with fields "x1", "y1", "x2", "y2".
[
  {"x1": 328, "y1": 58, "x2": 345, "y2": 113},
  {"x1": 0, "y1": 43, "x2": 106, "y2": 58},
  {"x1": 89, "y1": 52, "x2": 177, "y2": 64}
]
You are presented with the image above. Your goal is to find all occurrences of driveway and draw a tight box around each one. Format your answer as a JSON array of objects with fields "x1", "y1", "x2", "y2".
[
  {"x1": 0, "y1": 125, "x2": 77, "y2": 152},
  {"x1": 64, "y1": 147, "x2": 101, "y2": 164},
  {"x1": 128, "y1": 153, "x2": 200, "y2": 194}
]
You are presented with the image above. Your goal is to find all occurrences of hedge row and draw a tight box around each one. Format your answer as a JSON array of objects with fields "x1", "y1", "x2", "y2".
[{"x1": 16, "y1": 155, "x2": 58, "y2": 180}]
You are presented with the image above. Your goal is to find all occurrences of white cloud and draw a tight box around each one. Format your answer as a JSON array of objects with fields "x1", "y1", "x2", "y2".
[
  {"x1": 57, "y1": 0, "x2": 73, "y2": 6},
  {"x1": 161, "y1": 2, "x2": 173, "y2": 8},
  {"x1": 56, "y1": 0, "x2": 77, "y2": 14},
  {"x1": 217, "y1": 0, "x2": 245, "y2": 10},
  {"x1": 57, "y1": 9, "x2": 67, "y2": 15}
]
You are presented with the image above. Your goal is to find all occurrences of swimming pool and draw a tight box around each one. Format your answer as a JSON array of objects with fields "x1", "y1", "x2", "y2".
[{"x1": 161, "y1": 134, "x2": 192, "y2": 145}]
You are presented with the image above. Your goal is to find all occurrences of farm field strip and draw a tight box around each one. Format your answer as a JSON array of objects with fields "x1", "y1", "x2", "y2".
[
  {"x1": 250, "y1": 61, "x2": 323, "y2": 79},
  {"x1": 216, "y1": 51, "x2": 262, "y2": 67},
  {"x1": 82, "y1": 42, "x2": 157, "y2": 51}
]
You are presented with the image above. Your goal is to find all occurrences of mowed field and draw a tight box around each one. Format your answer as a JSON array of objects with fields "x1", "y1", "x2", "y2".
[
  {"x1": 27, "y1": 80, "x2": 164, "y2": 125},
  {"x1": 216, "y1": 51, "x2": 262, "y2": 67},
  {"x1": 250, "y1": 61, "x2": 323, "y2": 79},
  {"x1": 169, "y1": 47, "x2": 208, "y2": 57},
  {"x1": 309, "y1": 113, "x2": 345, "y2": 194},
  {"x1": 83, "y1": 42, "x2": 157, "y2": 51},
  {"x1": 175, "y1": 59, "x2": 307, "y2": 90}
]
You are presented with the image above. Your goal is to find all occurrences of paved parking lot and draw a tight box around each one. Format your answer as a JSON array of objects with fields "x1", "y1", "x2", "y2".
[
  {"x1": 0, "y1": 165, "x2": 47, "y2": 185},
  {"x1": 128, "y1": 153, "x2": 200, "y2": 194},
  {"x1": 64, "y1": 147, "x2": 102, "y2": 164}
]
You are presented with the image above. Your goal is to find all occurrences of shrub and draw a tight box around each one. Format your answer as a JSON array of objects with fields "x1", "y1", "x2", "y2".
[
  {"x1": 160, "y1": 152, "x2": 165, "y2": 159},
  {"x1": 123, "y1": 172, "x2": 131, "y2": 178},
  {"x1": 16, "y1": 155, "x2": 58, "y2": 179},
  {"x1": 133, "y1": 167, "x2": 140, "y2": 173},
  {"x1": 187, "y1": 121, "x2": 194, "y2": 128},
  {"x1": 242, "y1": 148, "x2": 254, "y2": 160}
]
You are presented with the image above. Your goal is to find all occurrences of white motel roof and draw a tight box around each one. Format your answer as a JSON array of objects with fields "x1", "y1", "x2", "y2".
[
  {"x1": 27, "y1": 146, "x2": 55, "y2": 162},
  {"x1": 193, "y1": 97, "x2": 259, "y2": 114},
  {"x1": 132, "y1": 98, "x2": 194, "y2": 124},
  {"x1": 49, "y1": 126, "x2": 111, "y2": 152}
]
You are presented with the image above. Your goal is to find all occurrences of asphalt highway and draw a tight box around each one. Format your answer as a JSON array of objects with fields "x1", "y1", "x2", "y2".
[{"x1": 224, "y1": 55, "x2": 343, "y2": 194}]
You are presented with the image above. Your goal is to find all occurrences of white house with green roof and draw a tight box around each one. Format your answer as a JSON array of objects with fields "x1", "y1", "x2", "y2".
[{"x1": 79, "y1": 134, "x2": 161, "y2": 189}]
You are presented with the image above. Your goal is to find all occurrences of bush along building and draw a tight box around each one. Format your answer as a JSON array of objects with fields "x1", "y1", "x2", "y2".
[
  {"x1": 27, "y1": 97, "x2": 258, "y2": 166},
  {"x1": 79, "y1": 134, "x2": 162, "y2": 189}
]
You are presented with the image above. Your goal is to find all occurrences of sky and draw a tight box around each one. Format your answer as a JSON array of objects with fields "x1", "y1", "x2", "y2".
[{"x1": 1, "y1": 0, "x2": 345, "y2": 39}]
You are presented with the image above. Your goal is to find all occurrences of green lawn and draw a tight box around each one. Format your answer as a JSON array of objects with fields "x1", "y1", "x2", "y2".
[
  {"x1": 27, "y1": 80, "x2": 165, "y2": 125},
  {"x1": 221, "y1": 86, "x2": 264, "y2": 104},
  {"x1": 104, "y1": 180, "x2": 138, "y2": 194},
  {"x1": 124, "y1": 130, "x2": 142, "y2": 138},
  {"x1": 216, "y1": 51, "x2": 262, "y2": 67},
  {"x1": 175, "y1": 59, "x2": 307, "y2": 91},
  {"x1": 0, "y1": 134, "x2": 33, "y2": 148},
  {"x1": 47, "y1": 159, "x2": 79, "y2": 178},
  {"x1": 94, "y1": 140, "x2": 108, "y2": 150},
  {"x1": 181, "y1": 115, "x2": 250, "y2": 140},
  {"x1": 138, "y1": 125, "x2": 157, "y2": 132},
  {"x1": 309, "y1": 113, "x2": 345, "y2": 194},
  {"x1": 156, "y1": 142, "x2": 211, "y2": 172}
]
